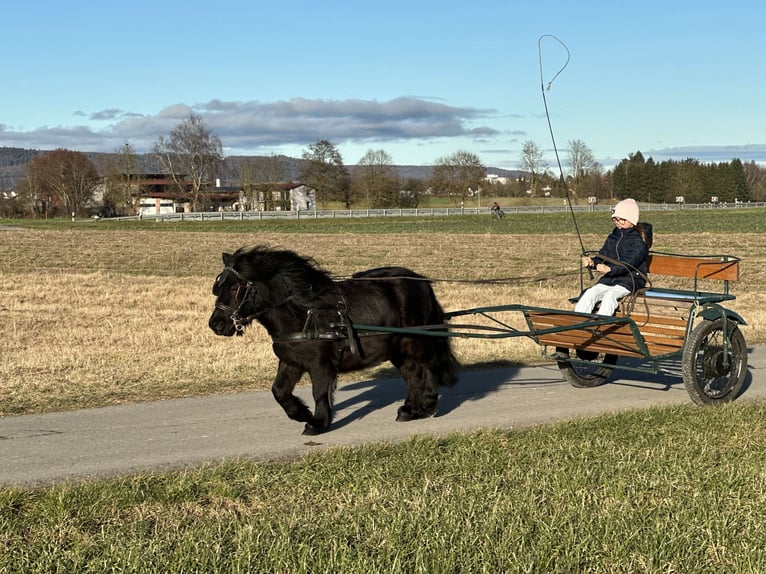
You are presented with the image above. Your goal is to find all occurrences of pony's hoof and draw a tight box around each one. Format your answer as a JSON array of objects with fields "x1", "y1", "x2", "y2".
[
  {"x1": 397, "y1": 405, "x2": 436, "y2": 422},
  {"x1": 396, "y1": 405, "x2": 423, "y2": 423},
  {"x1": 396, "y1": 406, "x2": 415, "y2": 422},
  {"x1": 302, "y1": 424, "x2": 322, "y2": 436}
]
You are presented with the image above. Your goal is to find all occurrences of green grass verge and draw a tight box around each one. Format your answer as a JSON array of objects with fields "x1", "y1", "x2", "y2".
[{"x1": 3, "y1": 402, "x2": 766, "y2": 573}]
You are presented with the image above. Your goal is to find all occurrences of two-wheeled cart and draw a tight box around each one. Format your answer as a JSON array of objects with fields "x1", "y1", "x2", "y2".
[{"x1": 356, "y1": 250, "x2": 748, "y2": 405}]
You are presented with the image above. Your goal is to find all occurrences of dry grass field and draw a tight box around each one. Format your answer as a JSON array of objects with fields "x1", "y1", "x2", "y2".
[{"x1": 2, "y1": 227, "x2": 764, "y2": 416}]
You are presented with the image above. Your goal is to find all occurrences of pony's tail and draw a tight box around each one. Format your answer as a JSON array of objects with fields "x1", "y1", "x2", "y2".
[
  {"x1": 425, "y1": 287, "x2": 460, "y2": 387},
  {"x1": 436, "y1": 343, "x2": 461, "y2": 387},
  {"x1": 430, "y1": 308, "x2": 460, "y2": 387}
]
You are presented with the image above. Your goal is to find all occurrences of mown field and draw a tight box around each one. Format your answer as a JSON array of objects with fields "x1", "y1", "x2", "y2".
[{"x1": 2, "y1": 209, "x2": 766, "y2": 572}]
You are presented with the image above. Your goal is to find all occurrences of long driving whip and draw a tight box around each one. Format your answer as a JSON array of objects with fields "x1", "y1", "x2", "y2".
[{"x1": 537, "y1": 34, "x2": 592, "y2": 278}]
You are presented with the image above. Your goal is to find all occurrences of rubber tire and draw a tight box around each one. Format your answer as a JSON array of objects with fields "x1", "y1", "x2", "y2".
[
  {"x1": 556, "y1": 347, "x2": 619, "y2": 388},
  {"x1": 682, "y1": 318, "x2": 747, "y2": 405}
]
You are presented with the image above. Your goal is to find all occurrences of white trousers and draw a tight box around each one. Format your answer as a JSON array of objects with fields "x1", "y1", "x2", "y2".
[{"x1": 574, "y1": 283, "x2": 630, "y2": 316}]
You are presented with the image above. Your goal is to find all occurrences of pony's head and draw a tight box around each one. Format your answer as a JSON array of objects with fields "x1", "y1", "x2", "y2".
[
  {"x1": 208, "y1": 245, "x2": 334, "y2": 337},
  {"x1": 208, "y1": 250, "x2": 258, "y2": 336}
]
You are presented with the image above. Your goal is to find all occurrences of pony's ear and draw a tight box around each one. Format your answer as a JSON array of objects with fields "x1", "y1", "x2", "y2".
[{"x1": 222, "y1": 252, "x2": 233, "y2": 266}]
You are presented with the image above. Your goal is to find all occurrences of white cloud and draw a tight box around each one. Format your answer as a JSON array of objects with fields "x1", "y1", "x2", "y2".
[
  {"x1": 0, "y1": 97, "x2": 501, "y2": 156},
  {"x1": 2, "y1": 98, "x2": 763, "y2": 169}
]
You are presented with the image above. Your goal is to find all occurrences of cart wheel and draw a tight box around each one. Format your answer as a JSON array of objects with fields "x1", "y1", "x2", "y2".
[
  {"x1": 682, "y1": 318, "x2": 747, "y2": 405},
  {"x1": 556, "y1": 347, "x2": 618, "y2": 388}
]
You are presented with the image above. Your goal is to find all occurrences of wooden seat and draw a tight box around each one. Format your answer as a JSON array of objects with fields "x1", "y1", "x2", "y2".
[{"x1": 528, "y1": 252, "x2": 740, "y2": 360}]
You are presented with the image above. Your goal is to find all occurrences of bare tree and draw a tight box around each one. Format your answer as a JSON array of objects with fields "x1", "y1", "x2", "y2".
[
  {"x1": 102, "y1": 142, "x2": 139, "y2": 216},
  {"x1": 153, "y1": 114, "x2": 223, "y2": 211},
  {"x1": 237, "y1": 155, "x2": 290, "y2": 210},
  {"x1": 299, "y1": 140, "x2": 349, "y2": 208},
  {"x1": 519, "y1": 140, "x2": 547, "y2": 197},
  {"x1": 400, "y1": 178, "x2": 423, "y2": 208},
  {"x1": 24, "y1": 149, "x2": 99, "y2": 217},
  {"x1": 567, "y1": 139, "x2": 600, "y2": 197},
  {"x1": 353, "y1": 149, "x2": 399, "y2": 208},
  {"x1": 254, "y1": 155, "x2": 290, "y2": 210},
  {"x1": 16, "y1": 162, "x2": 48, "y2": 217},
  {"x1": 430, "y1": 150, "x2": 485, "y2": 206}
]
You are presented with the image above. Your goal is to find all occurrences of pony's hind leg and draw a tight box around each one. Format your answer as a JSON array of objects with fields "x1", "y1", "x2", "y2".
[
  {"x1": 396, "y1": 358, "x2": 440, "y2": 422},
  {"x1": 271, "y1": 361, "x2": 313, "y2": 426}
]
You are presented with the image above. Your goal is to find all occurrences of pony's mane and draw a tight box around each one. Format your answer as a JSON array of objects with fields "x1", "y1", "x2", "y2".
[{"x1": 233, "y1": 245, "x2": 335, "y2": 297}]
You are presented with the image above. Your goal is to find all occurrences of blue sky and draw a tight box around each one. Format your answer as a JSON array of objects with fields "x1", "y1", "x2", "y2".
[{"x1": 1, "y1": 0, "x2": 763, "y2": 171}]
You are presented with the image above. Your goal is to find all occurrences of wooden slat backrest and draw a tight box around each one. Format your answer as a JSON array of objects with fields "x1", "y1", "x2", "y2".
[{"x1": 647, "y1": 253, "x2": 739, "y2": 281}]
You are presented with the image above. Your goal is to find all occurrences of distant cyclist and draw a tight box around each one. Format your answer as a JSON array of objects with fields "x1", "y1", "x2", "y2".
[{"x1": 491, "y1": 202, "x2": 504, "y2": 218}]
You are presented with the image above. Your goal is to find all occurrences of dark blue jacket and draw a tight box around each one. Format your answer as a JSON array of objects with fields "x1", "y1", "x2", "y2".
[{"x1": 592, "y1": 225, "x2": 650, "y2": 292}]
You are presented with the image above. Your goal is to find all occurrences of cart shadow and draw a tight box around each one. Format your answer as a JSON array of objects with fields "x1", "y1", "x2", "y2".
[
  {"x1": 588, "y1": 353, "x2": 754, "y2": 398},
  {"x1": 331, "y1": 350, "x2": 757, "y2": 430}
]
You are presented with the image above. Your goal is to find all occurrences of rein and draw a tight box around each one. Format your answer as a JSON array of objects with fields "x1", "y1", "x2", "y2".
[
  {"x1": 335, "y1": 270, "x2": 581, "y2": 285},
  {"x1": 214, "y1": 265, "x2": 581, "y2": 351}
]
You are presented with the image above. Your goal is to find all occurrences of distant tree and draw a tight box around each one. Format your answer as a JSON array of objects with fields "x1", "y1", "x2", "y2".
[
  {"x1": 237, "y1": 154, "x2": 290, "y2": 210},
  {"x1": 567, "y1": 139, "x2": 599, "y2": 197},
  {"x1": 102, "y1": 142, "x2": 139, "y2": 216},
  {"x1": 744, "y1": 160, "x2": 766, "y2": 202},
  {"x1": 611, "y1": 151, "x2": 651, "y2": 201},
  {"x1": 609, "y1": 152, "x2": 756, "y2": 205},
  {"x1": 353, "y1": 149, "x2": 399, "y2": 208},
  {"x1": 15, "y1": 162, "x2": 47, "y2": 217},
  {"x1": 23, "y1": 149, "x2": 99, "y2": 217},
  {"x1": 669, "y1": 158, "x2": 704, "y2": 204},
  {"x1": 236, "y1": 158, "x2": 258, "y2": 210},
  {"x1": 299, "y1": 140, "x2": 350, "y2": 208},
  {"x1": 399, "y1": 177, "x2": 424, "y2": 208},
  {"x1": 256, "y1": 155, "x2": 291, "y2": 210},
  {"x1": 727, "y1": 158, "x2": 749, "y2": 203},
  {"x1": 430, "y1": 150, "x2": 485, "y2": 206},
  {"x1": 519, "y1": 140, "x2": 547, "y2": 196},
  {"x1": 152, "y1": 114, "x2": 223, "y2": 211}
]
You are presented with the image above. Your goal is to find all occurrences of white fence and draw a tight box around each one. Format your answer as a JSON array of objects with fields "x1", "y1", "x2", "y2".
[{"x1": 109, "y1": 201, "x2": 766, "y2": 223}]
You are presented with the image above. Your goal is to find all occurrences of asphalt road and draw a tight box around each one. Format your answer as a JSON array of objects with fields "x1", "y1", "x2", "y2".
[{"x1": 2, "y1": 348, "x2": 765, "y2": 487}]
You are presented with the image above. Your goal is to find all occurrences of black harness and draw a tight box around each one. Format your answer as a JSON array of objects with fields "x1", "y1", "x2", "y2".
[{"x1": 213, "y1": 265, "x2": 362, "y2": 355}]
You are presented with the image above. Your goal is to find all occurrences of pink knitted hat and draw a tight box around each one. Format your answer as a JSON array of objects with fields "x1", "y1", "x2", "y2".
[{"x1": 612, "y1": 198, "x2": 640, "y2": 225}]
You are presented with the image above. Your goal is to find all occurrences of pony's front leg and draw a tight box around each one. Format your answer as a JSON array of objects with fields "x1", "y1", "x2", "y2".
[
  {"x1": 271, "y1": 361, "x2": 312, "y2": 426},
  {"x1": 303, "y1": 366, "x2": 338, "y2": 436}
]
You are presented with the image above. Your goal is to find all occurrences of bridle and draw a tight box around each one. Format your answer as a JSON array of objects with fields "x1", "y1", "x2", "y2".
[{"x1": 213, "y1": 265, "x2": 262, "y2": 333}]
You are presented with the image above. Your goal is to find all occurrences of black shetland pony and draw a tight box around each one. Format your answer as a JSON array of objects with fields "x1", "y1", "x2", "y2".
[{"x1": 208, "y1": 245, "x2": 460, "y2": 435}]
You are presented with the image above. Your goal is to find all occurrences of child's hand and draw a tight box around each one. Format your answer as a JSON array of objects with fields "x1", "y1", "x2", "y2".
[
  {"x1": 595, "y1": 263, "x2": 610, "y2": 273},
  {"x1": 581, "y1": 256, "x2": 593, "y2": 268}
]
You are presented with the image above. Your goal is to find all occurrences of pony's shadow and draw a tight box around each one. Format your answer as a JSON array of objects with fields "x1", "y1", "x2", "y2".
[{"x1": 330, "y1": 361, "x2": 562, "y2": 431}]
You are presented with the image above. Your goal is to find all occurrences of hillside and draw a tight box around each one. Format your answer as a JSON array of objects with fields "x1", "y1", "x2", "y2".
[{"x1": 0, "y1": 147, "x2": 523, "y2": 190}]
